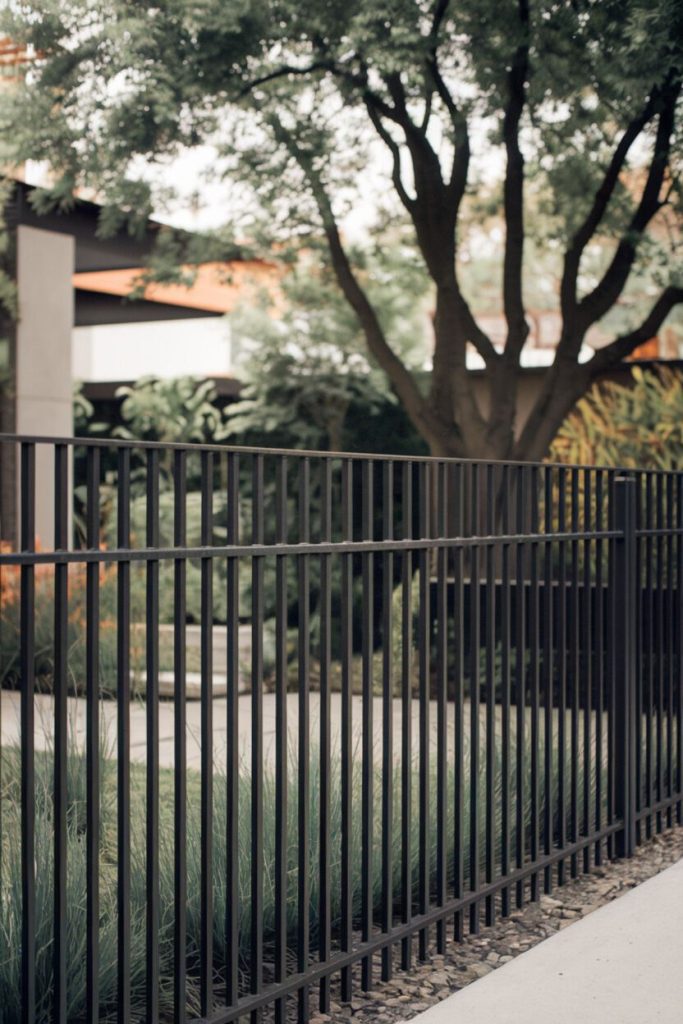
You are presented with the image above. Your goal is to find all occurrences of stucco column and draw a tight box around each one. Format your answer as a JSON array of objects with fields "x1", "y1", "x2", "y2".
[{"x1": 15, "y1": 225, "x2": 74, "y2": 547}]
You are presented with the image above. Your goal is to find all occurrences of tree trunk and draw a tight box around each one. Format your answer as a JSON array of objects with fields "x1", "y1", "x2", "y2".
[{"x1": 513, "y1": 358, "x2": 590, "y2": 462}]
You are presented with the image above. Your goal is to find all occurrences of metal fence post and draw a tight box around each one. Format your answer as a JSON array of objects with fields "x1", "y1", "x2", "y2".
[{"x1": 613, "y1": 475, "x2": 637, "y2": 858}]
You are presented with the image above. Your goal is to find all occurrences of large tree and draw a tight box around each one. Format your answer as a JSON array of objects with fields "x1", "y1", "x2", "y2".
[{"x1": 2, "y1": 0, "x2": 682, "y2": 459}]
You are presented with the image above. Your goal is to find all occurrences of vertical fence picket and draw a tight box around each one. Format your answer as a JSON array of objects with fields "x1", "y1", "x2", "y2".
[
  {"x1": 146, "y1": 448, "x2": 160, "y2": 1024},
  {"x1": 20, "y1": 441, "x2": 35, "y2": 1024},
  {"x1": 677, "y1": 473, "x2": 683, "y2": 826},
  {"x1": 557, "y1": 467, "x2": 568, "y2": 887},
  {"x1": 417, "y1": 461, "x2": 430, "y2": 957},
  {"x1": 607, "y1": 469, "x2": 617, "y2": 861},
  {"x1": 297, "y1": 459, "x2": 311, "y2": 1022},
  {"x1": 501, "y1": 465, "x2": 512, "y2": 914},
  {"x1": 53, "y1": 444, "x2": 68, "y2": 1024},
  {"x1": 468, "y1": 462, "x2": 481, "y2": 935},
  {"x1": 435, "y1": 462, "x2": 448, "y2": 949},
  {"x1": 173, "y1": 449, "x2": 187, "y2": 1024},
  {"x1": 274, "y1": 457, "x2": 288, "y2": 1024},
  {"x1": 543, "y1": 465, "x2": 555, "y2": 892},
  {"x1": 381, "y1": 461, "x2": 395, "y2": 978},
  {"x1": 484, "y1": 465, "x2": 496, "y2": 927},
  {"x1": 515, "y1": 466, "x2": 527, "y2": 906},
  {"x1": 340, "y1": 459, "x2": 354, "y2": 1001},
  {"x1": 529, "y1": 465, "x2": 541, "y2": 901},
  {"x1": 635, "y1": 473, "x2": 644, "y2": 847},
  {"x1": 117, "y1": 447, "x2": 132, "y2": 1024},
  {"x1": 361, "y1": 459, "x2": 375, "y2": 987},
  {"x1": 319, "y1": 459, "x2": 333, "y2": 1009},
  {"x1": 452, "y1": 462, "x2": 465, "y2": 942},
  {"x1": 613, "y1": 476, "x2": 637, "y2": 859},
  {"x1": 656, "y1": 474, "x2": 665, "y2": 834},
  {"x1": 582, "y1": 469, "x2": 593, "y2": 874},
  {"x1": 251, "y1": 454, "x2": 265, "y2": 1024},
  {"x1": 595, "y1": 470, "x2": 605, "y2": 866},
  {"x1": 225, "y1": 452, "x2": 240, "y2": 1008},
  {"x1": 199, "y1": 451, "x2": 214, "y2": 1016},
  {"x1": 85, "y1": 445, "x2": 100, "y2": 1024},
  {"x1": 666, "y1": 474, "x2": 674, "y2": 828},
  {"x1": 645, "y1": 473, "x2": 654, "y2": 839},
  {"x1": 400, "y1": 462, "x2": 413, "y2": 970},
  {"x1": 569, "y1": 468, "x2": 580, "y2": 880}
]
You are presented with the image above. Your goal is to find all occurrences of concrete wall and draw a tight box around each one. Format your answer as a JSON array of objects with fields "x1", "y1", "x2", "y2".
[
  {"x1": 72, "y1": 315, "x2": 232, "y2": 382},
  {"x1": 15, "y1": 225, "x2": 74, "y2": 546},
  {"x1": 469, "y1": 370, "x2": 551, "y2": 440}
]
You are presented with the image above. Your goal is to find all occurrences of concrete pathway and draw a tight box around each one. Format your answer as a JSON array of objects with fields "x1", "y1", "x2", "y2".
[
  {"x1": 0, "y1": 690, "x2": 473, "y2": 772},
  {"x1": 411, "y1": 857, "x2": 683, "y2": 1024},
  {"x1": 1, "y1": 688, "x2": 596, "y2": 774}
]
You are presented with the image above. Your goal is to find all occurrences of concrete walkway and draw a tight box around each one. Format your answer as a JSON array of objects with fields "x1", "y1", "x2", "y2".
[
  {"x1": 1, "y1": 689, "x2": 591, "y2": 773},
  {"x1": 411, "y1": 857, "x2": 683, "y2": 1024},
  {"x1": 0, "y1": 690, "x2": 474, "y2": 771}
]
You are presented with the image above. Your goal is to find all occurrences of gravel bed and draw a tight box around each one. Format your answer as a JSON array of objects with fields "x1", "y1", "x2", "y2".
[{"x1": 306, "y1": 826, "x2": 683, "y2": 1024}]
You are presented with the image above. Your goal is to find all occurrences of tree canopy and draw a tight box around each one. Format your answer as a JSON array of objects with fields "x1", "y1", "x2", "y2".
[
  {"x1": 2, "y1": 0, "x2": 682, "y2": 458},
  {"x1": 225, "y1": 240, "x2": 430, "y2": 451}
]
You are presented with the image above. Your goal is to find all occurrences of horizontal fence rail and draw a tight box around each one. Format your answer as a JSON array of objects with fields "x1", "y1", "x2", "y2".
[{"x1": 0, "y1": 435, "x2": 681, "y2": 1024}]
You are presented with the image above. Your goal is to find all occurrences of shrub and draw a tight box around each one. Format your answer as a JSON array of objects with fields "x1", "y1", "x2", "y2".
[
  {"x1": 550, "y1": 366, "x2": 683, "y2": 470},
  {"x1": 0, "y1": 553, "x2": 150, "y2": 698}
]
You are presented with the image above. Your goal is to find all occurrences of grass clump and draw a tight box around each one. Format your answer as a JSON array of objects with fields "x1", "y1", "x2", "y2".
[{"x1": 0, "y1": 710, "x2": 604, "y2": 1023}]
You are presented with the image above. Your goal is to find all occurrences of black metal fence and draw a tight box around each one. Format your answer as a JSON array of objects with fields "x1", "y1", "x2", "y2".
[{"x1": 0, "y1": 434, "x2": 681, "y2": 1024}]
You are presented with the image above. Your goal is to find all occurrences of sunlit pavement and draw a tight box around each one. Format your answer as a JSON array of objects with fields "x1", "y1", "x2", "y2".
[{"x1": 410, "y1": 856, "x2": 683, "y2": 1024}]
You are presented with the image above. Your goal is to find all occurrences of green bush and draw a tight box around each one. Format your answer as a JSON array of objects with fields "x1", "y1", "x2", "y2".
[{"x1": 551, "y1": 366, "x2": 683, "y2": 470}]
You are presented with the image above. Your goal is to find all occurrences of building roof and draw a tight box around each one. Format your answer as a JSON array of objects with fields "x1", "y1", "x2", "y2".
[
  {"x1": 0, "y1": 38, "x2": 32, "y2": 69},
  {"x1": 6, "y1": 181, "x2": 280, "y2": 325},
  {"x1": 73, "y1": 260, "x2": 280, "y2": 315}
]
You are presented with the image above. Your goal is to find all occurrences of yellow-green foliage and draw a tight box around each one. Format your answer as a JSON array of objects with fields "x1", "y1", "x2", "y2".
[{"x1": 551, "y1": 367, "x2": 683, "y2": 469}]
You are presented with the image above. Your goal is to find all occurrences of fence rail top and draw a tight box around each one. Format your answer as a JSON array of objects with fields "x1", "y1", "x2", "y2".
[{"x1": 0, "y1": 432, "x2": 680, "y2": 476}]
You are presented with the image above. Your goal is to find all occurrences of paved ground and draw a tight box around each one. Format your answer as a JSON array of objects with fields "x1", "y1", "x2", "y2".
[
  {"x1": 1, "y1": 689, "x2": 594, "y2": 772},
  {"x1": 0, "y1": 690, "x2": 476, "y2": 770},
  {"x1": 409, "y1": 855, "x2": 683, "y2": 1024}
]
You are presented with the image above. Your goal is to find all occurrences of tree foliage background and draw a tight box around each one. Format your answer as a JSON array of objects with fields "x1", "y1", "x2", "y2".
[
  {"x1": 1, "y1": 0, "x2": 682, "y2": 458},
  {"x1": 225, "y1": 238, "x2": 430, "y2": 451}
]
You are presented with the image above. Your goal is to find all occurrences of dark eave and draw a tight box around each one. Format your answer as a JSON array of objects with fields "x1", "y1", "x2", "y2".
[{"x1": 74, "y1": 289, "x2": 223, "y2": 327}]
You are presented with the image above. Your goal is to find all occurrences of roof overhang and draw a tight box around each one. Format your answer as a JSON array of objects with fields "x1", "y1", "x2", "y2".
[{"x1": 7, "y1": 181, "x2": 279, "y2": 326}]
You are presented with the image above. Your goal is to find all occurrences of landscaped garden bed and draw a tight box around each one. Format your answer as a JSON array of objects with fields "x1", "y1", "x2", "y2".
[{"x1": 0, "y1": 717, "x2": 606, "y2": 1023}]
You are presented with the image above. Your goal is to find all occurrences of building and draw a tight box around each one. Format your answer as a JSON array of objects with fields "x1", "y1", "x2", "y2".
[{"x1": 0, "y1": 180, "x2": 277, "y2": 544}]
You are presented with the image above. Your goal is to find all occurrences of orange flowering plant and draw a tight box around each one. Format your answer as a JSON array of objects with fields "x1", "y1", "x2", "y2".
[{"x1": 0, "y1": 543, "x2": 150, "y2": 697}]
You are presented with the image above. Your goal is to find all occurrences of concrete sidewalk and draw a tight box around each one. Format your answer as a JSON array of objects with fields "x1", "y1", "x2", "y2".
[
  {"x1": 1, "y1": 690, "x2": 476, "y2": 771},
  {"x1": 411, "y1": 857, "x2": 683, "y2": 1024}
]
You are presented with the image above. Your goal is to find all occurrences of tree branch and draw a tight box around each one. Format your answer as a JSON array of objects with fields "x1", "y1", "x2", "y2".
[
  {"x1": 501, "y1": 0, "x2": 530, "y2": 364},
  {"x1": 369, "y1": 73, "x2": 496, "y2": 374},
  {"x1": 365, "y1": 101, "x2": 416, "y2": 213},
  {"x1": 240, "y1": 56, "x2": 405, "y2": 131},
  {"x1": 279, "y1": 135, "x2": 445, "y2": 446},
  {"x1": 419, "y1": 0, "x2": 451, "y2": 131},
  {"x1": 424, "y1": 55, "x2": 470, "y2": 201},
  {"x1": 586, "y1": 285, "x2": 683, "y2": 374},
  {"x1": 452, "y1": 290, "x2": 500, "y2": 364},
  {"x1": 237, "y1": 62, "x2": 331, "y2": 97},
  {"x1": 559, "y1": 89, "x2": 661, "y2": 318},
  {"x1": 429, "y1": 0, "x2": 451, "y2": 41},
  {"x1": 512, "y1": 357, "x2": 590, "y2": 461},
  {"x1": 575, "y1": 82, "x2": 681, "y2": 331}
]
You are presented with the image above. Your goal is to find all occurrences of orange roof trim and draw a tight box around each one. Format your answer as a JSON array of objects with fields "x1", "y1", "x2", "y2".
[
  {"x1": 73, "y1": 260, "x2": 282, "y2": 315},
  {"x1": 0, "y1": 37, "x2": 36, "y2": 67}
]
